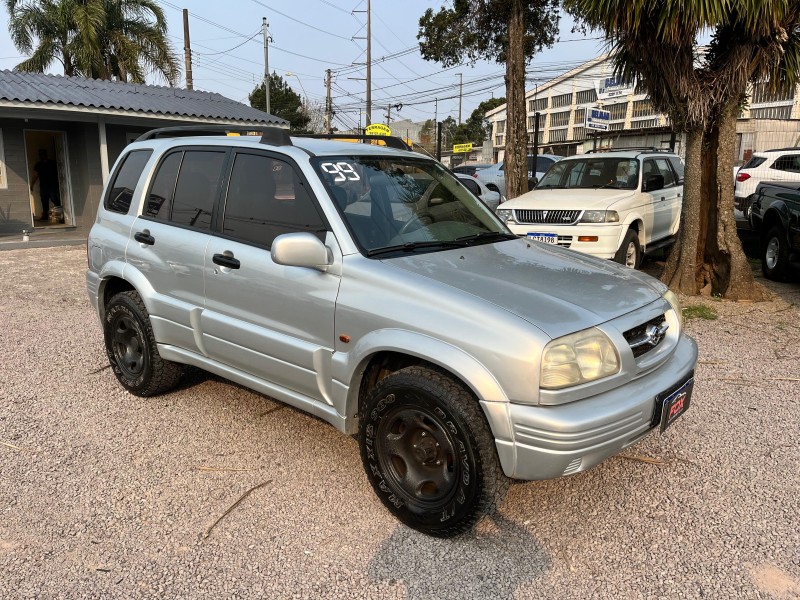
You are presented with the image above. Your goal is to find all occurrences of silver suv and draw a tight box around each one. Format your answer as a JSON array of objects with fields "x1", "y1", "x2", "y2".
[{"x1": 86, "y1": 127, "x2": 698, "y2": 537}]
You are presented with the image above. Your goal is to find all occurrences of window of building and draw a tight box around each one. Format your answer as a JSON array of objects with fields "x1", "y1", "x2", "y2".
[
  {"x1": 609, "y1": 122, "x2": 625, "y2": 131},
  {"x1": 496, "y1": 120, "x2": 506, "y2": 134},
  {"x1": 550, "y1": 111, "x2": 571, "y2": 128},
  {"x1": 632, "y1": 99, "x2": 655, "y2": 118},
  {"x1": 104, "y1": 149, "x2": 153, "y2": 214},
  {"x1": 171, "y1": 150, "x2": 226, "y2": 231},
  {"x1": 630, "y1": 118, "x2": 660, "y2": 130},
  {"x1": 751, "y1": 82, "x2": 794, "y2": 104},
  {"x1": 145, "y1": 152, "x2": 182, "y2": 219},
  {"x1": 551, "y1": 92, "x2": 573, "y2": 108},
  {"x1": 528, "y1": 131, "x2": 544, "y2": 145},
  {"x1": 548, "y1": 129, "x2": 567, "y2": 143},
  {"x1": 750, "y1": 105, "x2": 792, "y2": 119},
  {"x1": 575, "y1": 89, "x2": 597, "y2": 105},
  {"x1": 223, "y1": 152, "x2": 325, "y2": 247},
  {"x1": 495, "y1": 135, "x2": 505, "y2": 146},
  {"x1": 574, "y1": 108, "x2": 586, "y2": 125},
  {"x1": 572, "y1": 127, "x2": 586, "y2": 141},
  {"x1": 529, "y1": 97, "x2": 548, "y2": 112},
  {"x1": 0, "y1": 130, "x2": 7, "y2": 189},
  {"x1": 607, "y1": 103, "x2": 628, "y2": 120}
]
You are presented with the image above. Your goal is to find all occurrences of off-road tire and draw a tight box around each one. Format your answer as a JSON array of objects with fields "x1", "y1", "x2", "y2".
[
  {"x1": 103, "y1": 291, "x2": 183, "y2": 396},
  {"x1": 359, "y1": 365, "x2": 508, "y2": 537},
  {"x1": 614, "y1": 229, "x2": 641, "y2": 269},
  {"x1": 762, "y1": 225, "x2": 789, "y2": 281}
]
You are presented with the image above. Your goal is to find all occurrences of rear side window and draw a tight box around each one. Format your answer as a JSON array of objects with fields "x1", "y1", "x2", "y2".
[
  {"x1": 743, "y1": 156, "x2": 767, "y2": 169},
  {"x1": 104, "y1": 150, "x2": 152, "y2": 214},
  {"x1": 222, "y1": 152, "x2": 325, "y2": 247},
  {"x1": 145, "y1": 152, "x2": 182, "y2": 219},
  {"x1": 668, "y1": 157, "x2": 685, "y2": 182},
  {"x1": 770, "y1": 154, "x2": 800, "y2": 173},
  {"x1": 171, "y1": 151, "x2": 226, "y2": 231},
  {"x1": 460, "y1": 178, "x2": 481, "y2": 196}
]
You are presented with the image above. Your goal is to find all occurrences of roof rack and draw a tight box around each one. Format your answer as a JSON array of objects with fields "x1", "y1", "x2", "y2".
[
  {"x1": 585, "y1": 146, "x2": 671, "y2": 154},
  {"x1": 136, "y1": 125, "x2": 292, "y2": 147},
  {"x1": 764, "y1": 146, "x2": 800, "y2": 152},
  {"x1": 293, "y1": 133, "x2": 410, "y2": 151}
]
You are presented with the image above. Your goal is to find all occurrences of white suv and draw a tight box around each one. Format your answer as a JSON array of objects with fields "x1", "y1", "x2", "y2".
[
  {"x1": 497, "y1": 149, "x2": 684, "y2": 268},
  {"x1": 735, "y1": 148, "x2": 800, "y2": 222}
]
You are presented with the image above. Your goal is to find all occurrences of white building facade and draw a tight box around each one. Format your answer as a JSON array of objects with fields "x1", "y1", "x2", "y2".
[{"x1": 486, "y1": 54, "x2": 800, "y2": 165}]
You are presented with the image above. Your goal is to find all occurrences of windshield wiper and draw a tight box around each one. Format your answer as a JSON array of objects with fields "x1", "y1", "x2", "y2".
[
  {"x1": 537, "y1": 184, "x2": 564, "y2": 189},
  {"x1": 367, "y1": 240, "x2": 467, "y2": 257},
  {"x1": 455, "y1": 231, "x2": 518, "y2": 243}
]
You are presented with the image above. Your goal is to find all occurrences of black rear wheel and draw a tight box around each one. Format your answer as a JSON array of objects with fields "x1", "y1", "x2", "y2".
[
  {"x1": 359, "y1": 366, "x2": 508, "y2": 537},
  {"x1": 103, "y1": 291, "x2": 183, "y2": 396}
]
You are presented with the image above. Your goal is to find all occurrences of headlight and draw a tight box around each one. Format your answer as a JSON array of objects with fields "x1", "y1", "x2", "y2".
[
  {"x1": 664, "y1": 289, "x2": 683, "y2": 331},
  {"x1": 580, "y1": 210, "x2": 620, "y2": 223},
  {"x1": 541, "y1": 328, "x2": 620, "y2": 389},
  {"x1": 496, "y1": 208, "x2": 514, "y2": 223}
]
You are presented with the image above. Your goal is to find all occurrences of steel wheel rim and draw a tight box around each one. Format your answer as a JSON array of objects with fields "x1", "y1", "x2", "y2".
[
  {"x1": 376, "y1": 404, "x2": 459, "y2": 506},
  {"x1": 765, "y1": 237, "x2": 780, "y2": 269},
  {"x1": 111, "y1": 314, "x2": 145, "y2": 379},
  {"x1": 625, "y1": 241, "x2": 637, "y2": 268}
]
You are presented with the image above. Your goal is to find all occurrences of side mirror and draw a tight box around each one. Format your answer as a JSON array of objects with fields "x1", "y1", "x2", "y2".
[
  {"x1": 271, "y1": 232, "x2": 332, "y2": 272},
  {"x1": 643, "y1": 173, "x2": 664, "y2": 192},
  {"x1": 528, "y1": 177, "x2": 538, "y2": 191}
]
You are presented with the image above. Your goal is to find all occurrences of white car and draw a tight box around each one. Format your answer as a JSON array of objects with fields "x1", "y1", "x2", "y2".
[
  {"x1": 497, "y1": 149, "x2": 685, "y2": 268},
  {"x1": 456, "y1": 173, "x2": 503, "y2": 211},
  {"x1": 735, "y1": 148, "x2": 800, "y2": 222},
  {"x1": 475, "y1": 154, "x2": 561, "y2": 197}
]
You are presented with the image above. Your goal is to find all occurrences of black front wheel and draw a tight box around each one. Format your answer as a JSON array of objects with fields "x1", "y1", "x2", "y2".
[
  {"x1": 762, "y1": 225, "x2": 789, "y2": 281},
  {"x1": 103, "y1": 291, "x2": 183, "y2": 396},
  {"x1": 359, "y1": 366, "x2": 508, "y2": 537},
  {"x1": 614, "y1": 229, "x2": 641, "y2": 269}
]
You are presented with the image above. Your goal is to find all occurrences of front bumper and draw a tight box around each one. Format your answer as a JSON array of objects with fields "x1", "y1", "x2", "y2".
[
  {"x1": 485, "y1": 333, "x2": 698, "y2": 480},
  {"x1": 506, "y1": 222, "x2": 623, "y2": 259}
]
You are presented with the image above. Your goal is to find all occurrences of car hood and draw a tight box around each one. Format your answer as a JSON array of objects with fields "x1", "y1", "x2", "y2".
[
  {"x1": 384, "y1": 239, "x2": 666, "y2": 339},
  {"x1": 503, "y1": 188, "x2": 635, "y2": 211}
]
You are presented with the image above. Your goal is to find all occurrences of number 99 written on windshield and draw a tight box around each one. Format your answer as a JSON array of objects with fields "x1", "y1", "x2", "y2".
[{"x1": 320, "y1": 162, "x2": 361, "y2": 182}]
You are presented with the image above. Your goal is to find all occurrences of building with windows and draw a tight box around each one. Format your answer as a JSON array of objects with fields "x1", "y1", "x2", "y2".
[{"x1": 485, "y1": 54, "x2": 800, "y2": 164}]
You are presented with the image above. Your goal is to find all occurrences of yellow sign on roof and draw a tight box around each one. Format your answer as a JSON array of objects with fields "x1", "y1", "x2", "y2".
[
  {"x1": 453, "y1": 143, "x2": 473, "y2": 153},
  {"x1": 365, "y1": 123, "x2": 392, "y2": 136}
]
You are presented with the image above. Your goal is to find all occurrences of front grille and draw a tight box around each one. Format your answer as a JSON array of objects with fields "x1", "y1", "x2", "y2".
[
  {"x1": 623, "y1": 314, "x2": 668, "y2": 358},
  {"x1": 515, "y1": 209, "x2": 581, "y2": 225}
]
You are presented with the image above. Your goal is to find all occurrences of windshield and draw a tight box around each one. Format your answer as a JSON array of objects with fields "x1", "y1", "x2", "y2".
[
  {"x1": 537, "y1": 157, "x2": 640, "y2": 190},
  {"x1": 312, "y1": 156, "x2": 513, "y2": 256}
]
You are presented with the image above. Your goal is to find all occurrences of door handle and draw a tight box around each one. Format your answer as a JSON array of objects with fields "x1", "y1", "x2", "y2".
[
  {"x1": 134, "y1": 231, "x2": 155, "y2": 245},
  {"x1": 212, "y1": 253, "x2": 240, "y2": 269}
]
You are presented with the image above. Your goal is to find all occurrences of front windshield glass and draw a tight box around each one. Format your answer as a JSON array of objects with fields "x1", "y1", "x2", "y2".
[
  {"x1": 312, "y1": 155, "x2": 512, "y2": 256},
  {"x1": 537, "y1": 157, "x2": 640, "y2": 190}
]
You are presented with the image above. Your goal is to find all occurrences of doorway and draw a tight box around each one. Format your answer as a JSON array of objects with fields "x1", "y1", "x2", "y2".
[{"x1": 24, "y1": 130, "x2": 74, "y2": 228}]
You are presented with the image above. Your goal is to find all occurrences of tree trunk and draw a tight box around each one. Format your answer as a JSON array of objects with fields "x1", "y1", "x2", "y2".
[
  {"x1": 663, "y1": 128, "x2": 703, "y2": 294},
  {"x1": 707, "y1": 99, "x2": 770, "y2": 301},
  {"x1": 503, "y1": 0, "x2": 528, "y2": 200}
]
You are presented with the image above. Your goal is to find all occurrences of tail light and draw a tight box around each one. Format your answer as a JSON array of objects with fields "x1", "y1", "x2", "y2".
[
  {"x1": 736, "y1": 172, "x2": 751, "y2": 182},
  {"x1": 472, "y1": 172, "x2": 478, "y2": 178}
]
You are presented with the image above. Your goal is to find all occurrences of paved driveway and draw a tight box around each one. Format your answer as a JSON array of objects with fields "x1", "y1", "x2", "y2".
[{"x1": 1, "y1": 247, "x2": 798, "y2": 599}]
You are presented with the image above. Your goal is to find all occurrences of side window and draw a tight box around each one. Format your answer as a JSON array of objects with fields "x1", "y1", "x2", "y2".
[
  {"x1": 145, "y1": 152, "x2": 182, "y2": 219},
  {"x1": 461, "y1": 178, "x2": 482, "y2": 196},
  {"x1": 642, "y1": 159, "x2": 663, "y2": 190},
  {"x1": 171, "y1": 151, "x2": 226, "y2": 231},
  {"x1": 223, "y1": 152, "x2": 325, "y2": 247},
  {"x1": 669, "y1": 157, "x2": 685, "y2": 183},
  {"x1": 536, "y1": 157, "x2": 554, "y2": 173},
  {"x1": 771, "y1": 155, "x2": 800, "y2": 172},
  {"x1": 104, "y1": 150, "x2": 152, "y2": 214},
  {"x1": 654, "y1": 158, "x2": 676, "y2": 187}
]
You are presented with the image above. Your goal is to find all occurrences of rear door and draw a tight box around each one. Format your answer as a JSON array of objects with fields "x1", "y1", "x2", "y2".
[
  {"x1": 642, "y1": 158, "x2": 680, "y2": 243},
  {"x1": 201, "y1": 150, "x2": 340, "y2": 403},
  {"x1": 126, "y1": 148, "x2": 228, "y2": 352}
]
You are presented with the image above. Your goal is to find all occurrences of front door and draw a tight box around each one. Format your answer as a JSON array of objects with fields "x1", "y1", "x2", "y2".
[
  {"x1": 200, "y1": 150, "x2": 340, "y2": 403},
  {"x1": 24, "y1": 130, "x2": 73, "y2": 227}
]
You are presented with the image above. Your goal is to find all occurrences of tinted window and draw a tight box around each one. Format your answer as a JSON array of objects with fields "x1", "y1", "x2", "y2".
[
  {"x1": 104, "y1": 150, "x2": 152, "y2": 213},
  {"x1": 536, "y1": 156, "x2": 555, "y2": 172},
  {"x1": 171, "y1": 151, "x2": 226, "y2": 231},
  {"x1": 771, "y1": 155, "x2": 800, "y2": 172},
  {"x1": 642, "y1": 159, "x2": 663, "y2": 190},
  {"x1": 223, "y1": 153, "x2": 325, "y2": 247},
  {"x1": 654, "y1": 158, "x2": 676, "y2": 187},
  {"x1": 145, "y1": 152, "x2": 182, "y2": 219},
  {"x1": 537, "y1": 157, "x2": 639, "y2": 190},
  {"x1": 461, "y1": 178, "x2": 482, "y2": 196},
  {"x1": 669, "y1": 157, "x2": 685, "y2": 182},
  {"x1": 743, "y1": 156, "x2": 767, "y2": 169}
]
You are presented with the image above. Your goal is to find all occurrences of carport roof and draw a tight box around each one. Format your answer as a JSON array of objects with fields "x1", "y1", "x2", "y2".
[{"x1": 0, "y1": 70, "x2": 287, "y2": 125}]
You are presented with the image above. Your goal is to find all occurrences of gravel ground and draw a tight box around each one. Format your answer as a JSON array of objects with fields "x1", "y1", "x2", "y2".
[{"x1": 1, "y1": 246, "x2": 798, "y2": 600}]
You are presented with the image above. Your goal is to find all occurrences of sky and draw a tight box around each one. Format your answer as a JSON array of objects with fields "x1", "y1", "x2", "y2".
[{"x1": 0, "y1": 1, "x2": 608, "y2": 131}]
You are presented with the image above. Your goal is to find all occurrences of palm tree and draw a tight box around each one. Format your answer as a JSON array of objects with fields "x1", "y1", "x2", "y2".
[
  {"x1": 563, "y1": 0, "x2": 800, "y2": 300},
  {"x1": 6, "y1": 0, "x2": 179, "y2": 85}
]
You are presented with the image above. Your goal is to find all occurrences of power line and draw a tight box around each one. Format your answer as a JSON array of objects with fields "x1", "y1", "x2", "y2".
[
  {"x1": 193, "y1": 29, "x2": 261, "y2": 56},
  {"x1": 250, "y1": 0, "x2": 354, "y2": 42}
]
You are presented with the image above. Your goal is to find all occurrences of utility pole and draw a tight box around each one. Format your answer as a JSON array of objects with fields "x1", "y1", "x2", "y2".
[
  {"x1": 262, "y1": 17, "x2": 270, "y2": 115},
  {"x1": 366, "y1": 0, "x2": 372, "y2": 126},
  {"x1": 325, "y1": 69, "x2": 332, "y2": 133},
  {"x1": 182, "y1": 9, "x2": 193, "y2": 90},
  {"x1": 386, "y1": 103, "x2": 391, "y2": 125},
  {"x1": 458, "y1": 73, "x2": 463, "y2": 125}
]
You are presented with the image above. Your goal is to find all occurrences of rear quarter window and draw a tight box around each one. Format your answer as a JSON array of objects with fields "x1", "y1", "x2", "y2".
[
  {"x1": 743, "y1": 156, "x2": 767, "y2": 169},
  {"x1": 104, "y1": 150, "x2": 153, "y2": 214}
]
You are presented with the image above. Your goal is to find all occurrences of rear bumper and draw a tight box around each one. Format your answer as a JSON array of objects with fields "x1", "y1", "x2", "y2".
[{"x1": 488, "y1": 333, "x2": 698, "y2": 480}]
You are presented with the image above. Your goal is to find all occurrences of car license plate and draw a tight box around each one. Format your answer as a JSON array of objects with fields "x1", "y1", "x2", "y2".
[
  {"x1": 656, "y1": 377, "x2": 694, "y2": 432},
  {"x1": 527, "y1": 232, "x2": 557, "y2": 244}
]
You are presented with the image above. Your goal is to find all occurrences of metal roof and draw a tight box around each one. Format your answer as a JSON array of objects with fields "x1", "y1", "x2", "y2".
[{"x1": 0, "y1": 70, "x2": 287, "y2": 125}]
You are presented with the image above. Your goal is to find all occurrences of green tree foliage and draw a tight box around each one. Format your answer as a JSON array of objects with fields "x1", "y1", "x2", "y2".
[
  {"x1": 6, "y1": 0, "x2": 179, "y2": 84},
  {"x1": 566, "y1": 0, "x2": 800, "y2": 299},
  {"x1": 249, "y1": 73, "x2": 310, "y2": 132},
  {"x1": 418, "y1": 1, "x2": 559, "y2": 199}
]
